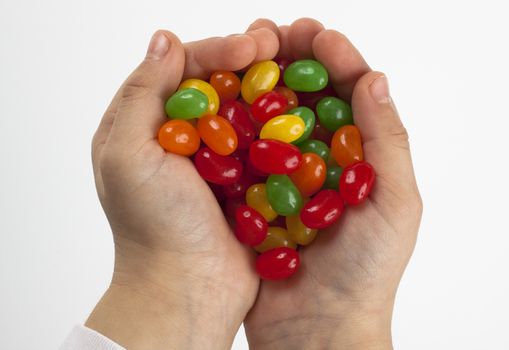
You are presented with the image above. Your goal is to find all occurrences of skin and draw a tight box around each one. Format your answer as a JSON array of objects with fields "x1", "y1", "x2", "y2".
[{"x1": 87, "y1": 18, "x2": 422, "y2": 350}]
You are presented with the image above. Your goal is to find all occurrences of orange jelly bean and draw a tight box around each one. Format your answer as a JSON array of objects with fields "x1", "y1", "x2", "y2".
[
  {"x1": 289, "y1": 153, "x2": 326, "y2": 197},
  {"x1": 254, "y1": 226, "x2": 297, "y2": 253},
  {"x1": 210, "y1": 71, "x2": 241, "y2": 102},
  {"x1": 158, "y1": 120, "x2": 200, "y2": 156},
  {"x1": 197, "y1": 115, "x2": 238, "y2": 156},
  {"x1": 274, "y1": 86, "x2": 299, "y2": 110},
  {"x1": 331, "y1": 125, "x2": 363, "y2": 167}
]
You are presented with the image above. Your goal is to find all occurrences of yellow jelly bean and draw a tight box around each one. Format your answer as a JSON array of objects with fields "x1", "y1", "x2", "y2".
[
  {"x1": 260, "y1": 115, "x2": 306, "y2": 143},
  {"x1": 246, "y1": 184, "x2": 278, "y2": 222},
  {"x1": 241, "y1": 60, "x2": 279, "y2": 104},
  {"x1": 254, "y1": 226, "x2": 297, "y2": 253},
  {"x1": 286, "y1": 214, "x2": 318, "y2": 246},
  {"x1": 179, "y1": 79, "x2": 220, "y2": 115}
]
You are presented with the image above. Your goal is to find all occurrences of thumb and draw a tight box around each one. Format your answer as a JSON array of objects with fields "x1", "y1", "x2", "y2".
[
  {"x1": 351, "y1": 71, "x2": 421, "y2": 206},
  {"x1": 108, "y1": 30, "x2": 185, "y2": 152}
]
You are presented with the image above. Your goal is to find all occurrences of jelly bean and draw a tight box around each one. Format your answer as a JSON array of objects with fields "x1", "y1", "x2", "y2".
[
  {"x1": 246, "y1": 184, "x2": 278, "y2": 222},
  {"x1": 241, "y1": 60, "x2": 280, "y2": 104},
  {"x1": 249, "y1": 140, "x2": 302, "y2": 175},
  {"x1": 300, "y1": 190, "x2": 344, "y2": 229},
  {"x1": 209, "y1": 71, "x2": 241, "y2": 102},
  {"x1": 158, "y1": 120, "x2": 200, "y2": 156},
  {"x1": 197, "y1": 115, "x2": 238, "y2": 156},
  {"x1": 218, "y1": 101, "x2": 256, "y2": 150},
  {"x1": 194, "y1": 147, "x2": 242, "y2": 185},
  {"x1": 311, "y1": 122, "x2": 333, "y2": 145},
  {"x1": 316, "y1": 97, "x2": 353, "y2": 132},
  {"x1": 179, "y1": 79, "x2": 220, "y2": 115},
  {"x1": 165, "y1": 88, "x2": 208, "y2": 120},
  {"x1": 234, "y1": 205, "x2": 268, "y2": 246},
  {"x1": 260, "y1": 114, "x2": 306, "y2": 143},
  {"x1": 266, "y1": 175, "x2": 303, "y2": 216},
  {"x1": 297, "y1": 139, "x2": 330, "y2": 162},
  {"x1": 284, "y1": 59, "x2": 328, "y2": 92},
  {"x1": 224, "y1": 196, "x2": 245, "y2": 219},
  {"x1": 275, "y1": 57, "x2": 293, "y2": 86},
  {"x1": 254, "y1": 227, "x2": 296, "y2": 253},
  {"x1": 250, "y1": 91, "x2": 288, "y2": 123},
  {"x1": 223, "y1": 171, "x2": 262, "y2": 199},
  {"x1": 323, "y1": 165, "x2": 343, "y2": 190},
  {"x1": 289, "y1": 153, "x2": 326, "y2": 197},
  {"x1": 296, "y1": 87, "x2": 335, "y2": 110},
  {"x1": 256, "y1": 247, "x2": 300, "y2": 280},
  {"x1": 286, "y1": 214, "x2": 318, "y2": 246},
  {"x1": 274, "y1": 86, "x2": 298, "y2": 110},
  {"x1": 260, "y1": 115, "x2": 305, "y2": 143},
  {"x1": 288, "y1": 107, "x2": 315, "y2": 144},
  {"x1": 331, "y1": 125, "x2": 364, "y2": 168},
  {"x1": 339, "y1": 161, "x2": 375, "y2": 205}
]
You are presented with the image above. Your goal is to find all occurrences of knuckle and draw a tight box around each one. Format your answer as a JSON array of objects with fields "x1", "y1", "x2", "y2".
[
  {"x1": 387, "y1": 122, "x2": 410, "y2": 150},
  {"x1": 121, "y1": 81, "x2": 151, "y2": 103}
]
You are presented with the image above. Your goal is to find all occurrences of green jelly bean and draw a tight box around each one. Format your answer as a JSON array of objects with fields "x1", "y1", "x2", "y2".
[
  {"x1": 283, "y1": 59, "x2": 328, "y2": 92},
  {"x1": 289, "y1": 107, "x2": 316, "y2": 145},
  {"x1": 323, "y1": 165, "x2": 343, "y2": 190},
  {"x1": 298, "y1": 139, "x2": 330, "y2": 162},
  {"x1": 165, "y1": 88, "x2": 208, "y2": 120},
  {"x1": 266, "y1": 175, "x2": 303, "y2": 216},
  {"x1": 316, "y1": 97, "x2": 353, "y2": 132}
]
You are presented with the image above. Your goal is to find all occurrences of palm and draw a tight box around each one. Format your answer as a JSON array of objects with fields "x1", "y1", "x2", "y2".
[{"x1": 98, "y1": 137, "x2": 259, "y2": 302}]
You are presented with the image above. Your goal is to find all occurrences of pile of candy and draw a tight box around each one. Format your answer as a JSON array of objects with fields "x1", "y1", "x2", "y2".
[{"x1": 158, "y1": 59, "x2": 375, "y2": 280}]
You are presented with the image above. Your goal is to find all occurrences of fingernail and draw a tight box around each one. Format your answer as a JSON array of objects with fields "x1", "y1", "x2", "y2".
[
  {"x1": 146, "y1": 32, "x2": 170, "y2": 60},
  {"x1": 369, "y1": 75, "x2": 392, "y2": 104}
]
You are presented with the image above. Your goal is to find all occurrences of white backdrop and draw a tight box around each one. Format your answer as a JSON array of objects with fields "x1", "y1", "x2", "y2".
[{"x1": 1, "y1": 0, "x2": 508, "y2": 349}]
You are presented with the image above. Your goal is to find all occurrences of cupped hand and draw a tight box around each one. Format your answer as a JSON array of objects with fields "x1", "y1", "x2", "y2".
[
  {"x1": 244, "y1": 19, "x2": 423, "y2": 350},
  {"x1": 87, "y1": 27, "x2": 279, "y2": 349}
]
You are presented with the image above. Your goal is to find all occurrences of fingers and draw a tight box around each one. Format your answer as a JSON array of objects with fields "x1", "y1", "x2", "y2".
[
  {"x1": 351, "y1": 71, "x2": 419, "y2": 200},
  {"x1": 184, "y1": 35, "x2": 257, "y2": 78},
  {"x1": 288, "y1": 18, "x2": 325, "y2": 59},
  {"x1": 245, "y1": 28, "x2": 279, "y2": 62},
  {"x1": 246, "y1": 19, "x2": 280, "y2": 60},
  {"x1": 312, "y1": 30, "x2": 371, "y2": 101}
]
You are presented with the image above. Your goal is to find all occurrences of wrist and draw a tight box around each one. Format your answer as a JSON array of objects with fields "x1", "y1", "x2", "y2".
[
  {"x1": 246, "y1": 300, "x2": 393, "y2": 350},
  {"x1": 86, "y1": 236, "x2": 252, "y2": 350}
]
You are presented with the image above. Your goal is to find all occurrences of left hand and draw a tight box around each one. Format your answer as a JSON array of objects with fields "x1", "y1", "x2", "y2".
[{"x1": 87, "y1": 26, "x2": 279, "y2": 350}]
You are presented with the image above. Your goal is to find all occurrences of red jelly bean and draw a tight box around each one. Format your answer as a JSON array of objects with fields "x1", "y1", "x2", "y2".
[
  {"x1": 256, "y1": 247, "x2": 300, "y2": 280},
  {"x1": 223, "y1": 171, "x2": 262, "y2": 199},
  {"x1": 194, "y1": 147, "x2": 242, "y2": 185},
  {"x1": 218, "y1": 101, "x2": 256, "y2": 150},
  {"x1": 339, "y1": 161, "x2": 375, "y2": 205},
  {"x1": 234, "y1": 205, "x2": 268, "y2": 246},
  {"x1": 250, "y1": 91, "x2": 289, "y2": 123},
  {"x1": 300, "y1": 190, "x2": 344, "y2": 229},
  {"x1": 249, "y1": 139, "x2": 302, "y2": 175}
]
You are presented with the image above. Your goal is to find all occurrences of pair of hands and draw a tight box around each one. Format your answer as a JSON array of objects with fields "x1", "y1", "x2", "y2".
[{"x1": 87, "y1": 18, "x2": 422, "y2": 350}]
